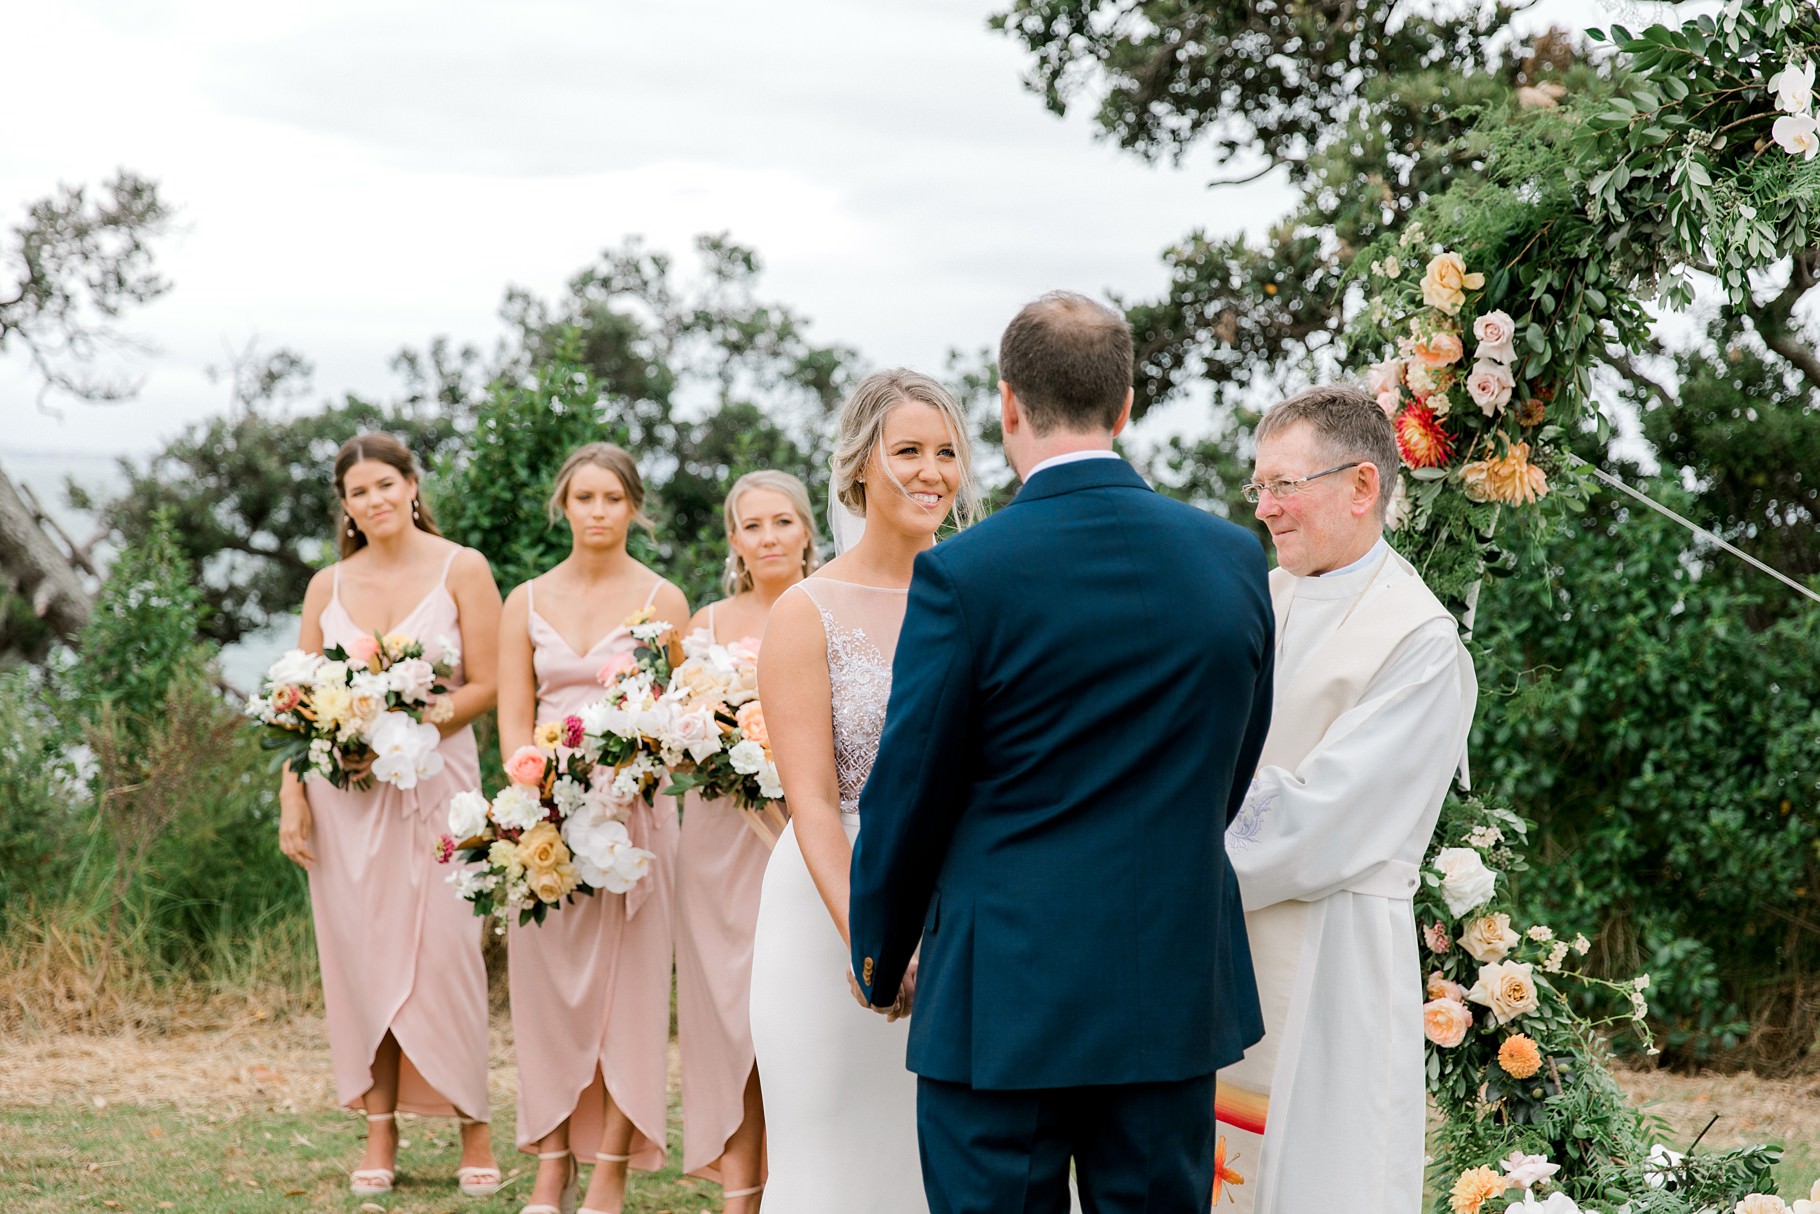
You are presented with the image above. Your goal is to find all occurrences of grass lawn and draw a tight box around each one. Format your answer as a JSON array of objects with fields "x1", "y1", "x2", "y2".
[{"x1": 0, "y1": 1016, "x2": 1813, "y2": 1211}]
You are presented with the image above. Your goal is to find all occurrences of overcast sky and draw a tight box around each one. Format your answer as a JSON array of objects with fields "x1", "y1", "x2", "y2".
[{"x1": 4, "y1": 0, "x2": 1681, "y2": 461}]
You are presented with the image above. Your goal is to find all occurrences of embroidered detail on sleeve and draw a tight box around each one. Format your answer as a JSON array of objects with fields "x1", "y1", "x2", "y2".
[{"x1": 1226, "y1": 779, "x2": 1277, "y2": 853}]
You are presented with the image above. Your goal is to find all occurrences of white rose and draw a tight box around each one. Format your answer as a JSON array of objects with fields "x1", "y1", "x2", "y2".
[
  {"x1": 728, "y1": 739, "x2": 768, "y2": 776},
  {"x1": 448, "y1": 788, "x2": 491, "y2": 839},
  {"x1": 1774, "y1": 113, "x2": 1820, "y2": 159},
  {"x1": 1434, "y1": 847, "x2": 1497, "y2": 917},
  {"x1": 1459, "y1": 912, "x2": 1520, "y2": 963},
  {"x1": 1466, "y1": 358, "x2": 1516, "y2": 415},
  {"x1": 1788, "y1": 1178, "x2": 1820, "y2": 1214},
  {"x1": 1466, "y1": 959, "x2": 1540, "y2": 1025},
  {"x1": 1471, "y1": 310, "x2": 1517, "y2": 365},
  {"x1": 1769, "y1": 58, "x2": 1816, "y2": 114},
  {"x1": 757, "y1": 761, "x2": 784, "y2": 801},
  {"x1": 490, "y1": 784, "x2": 547, "y2": 833},
  {"x1": 1735, "y1": 1197, "x2": 1791, "y2": 1214},
  {"x1": 311, "y1": 659, "x2": 350, "y2": 692},
  {"x1": 1499, "y1": 1151, "x2": 1560, "y2": 1190},
  {"x1": 387, "y1": 657, "x2": 437, "y2": 702},
  {"x1": 266, "y1": 648, "x2": 324, "y2": 687}
]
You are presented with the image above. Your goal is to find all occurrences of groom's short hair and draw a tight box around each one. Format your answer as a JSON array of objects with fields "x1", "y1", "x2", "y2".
[{"x1": 1000, "y1": 292, "x2": 1133, "y2": 435}]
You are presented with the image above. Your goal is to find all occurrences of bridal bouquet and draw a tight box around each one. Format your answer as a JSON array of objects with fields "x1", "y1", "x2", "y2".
[
  {"x1": 438, "y1": 726, "x2": 656, "y2": 929},
  {"x1": 657, "y1": 629, "x2": 787, "y2": 846},
  {"x1": 245, "y1": 633, "x2": 457, "y2": 790}
]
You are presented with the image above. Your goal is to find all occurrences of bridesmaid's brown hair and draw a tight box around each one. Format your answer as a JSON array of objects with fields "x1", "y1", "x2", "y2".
[
  {"x1": 334, "y1": 433, "x2": 442, "y2": 559},
  {"x1": 547, "y1": 442, "x2": 654, "y2": 536}
]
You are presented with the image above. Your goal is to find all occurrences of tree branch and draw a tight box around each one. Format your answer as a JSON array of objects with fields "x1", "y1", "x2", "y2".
[
  {"x1": 1599, "y1": 348, "x2": 1676, "y2": 411},
  {"x1": 1743, "y1": 248, "x2": 1820, "y2": 392}
]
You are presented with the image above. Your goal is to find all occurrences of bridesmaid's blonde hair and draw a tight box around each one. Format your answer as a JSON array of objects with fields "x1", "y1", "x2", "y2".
[
  {"x1": 547, "y1": 442, "x2": 654, "y2": 535},
  {"x1": 721, "y1": 469, "x2": 822, "y2": 597},
  {"x1": 829, "y1": 369, "x2": 979, "y2": 529}
]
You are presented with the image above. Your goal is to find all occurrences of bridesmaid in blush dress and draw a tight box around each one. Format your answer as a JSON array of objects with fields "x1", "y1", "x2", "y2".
[
  {"x1": 497, "y1": 443, "x2": 690, "y2": 1214},
  {"x1": 277, "y1": 433, "x2": 504, "y2": 1198},
  {"x1": 675, "y1": 470, "x2": 821, "y2": 1210}
]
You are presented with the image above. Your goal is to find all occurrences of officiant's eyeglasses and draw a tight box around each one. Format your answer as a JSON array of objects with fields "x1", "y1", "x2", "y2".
[{"x1": 1240, "y1": 462, "x2": 1362, "y2": 503}]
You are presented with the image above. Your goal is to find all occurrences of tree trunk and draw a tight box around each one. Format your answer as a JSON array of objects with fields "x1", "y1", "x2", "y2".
[{"x1": 0, "y1": 462, "x2": 94, "y2": 644}]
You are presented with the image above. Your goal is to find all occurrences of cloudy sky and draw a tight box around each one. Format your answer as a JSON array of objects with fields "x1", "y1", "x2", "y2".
[{"x1": 4, "y1": 0, "x2": 1673, "y2": 461}]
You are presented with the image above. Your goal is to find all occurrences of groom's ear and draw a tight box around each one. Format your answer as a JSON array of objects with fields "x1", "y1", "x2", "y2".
[
  {"x1": 999, "y1": 380, "x2": 1020, "y2": 435},
  {"x1": 1110, "y1": 387, "x2": 1134, "y2": 438}
]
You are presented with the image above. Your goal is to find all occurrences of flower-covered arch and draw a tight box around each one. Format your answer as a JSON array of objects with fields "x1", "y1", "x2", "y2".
[{"x1": 1340, "y1": 5, "x2": 1820, "y2": 1210}]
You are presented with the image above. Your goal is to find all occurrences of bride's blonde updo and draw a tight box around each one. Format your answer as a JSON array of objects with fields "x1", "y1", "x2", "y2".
[{"x1": 829, "y1": 368, "x2": 979, "y2": 530}]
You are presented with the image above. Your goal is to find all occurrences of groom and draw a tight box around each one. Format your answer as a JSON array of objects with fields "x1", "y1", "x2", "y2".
[{"x1": 848, "y1": 291, "x2": 1275, "y2": 1213}]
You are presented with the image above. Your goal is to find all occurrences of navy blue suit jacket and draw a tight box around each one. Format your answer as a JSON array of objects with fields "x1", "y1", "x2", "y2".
[{"x1": 848, "y1": 457, "x2": 1273, "y2": 1090}]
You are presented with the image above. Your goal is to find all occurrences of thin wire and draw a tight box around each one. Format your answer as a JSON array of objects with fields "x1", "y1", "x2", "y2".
[{"x1": 1568, "y1": 453, "x2": 1820, "y2": 607}]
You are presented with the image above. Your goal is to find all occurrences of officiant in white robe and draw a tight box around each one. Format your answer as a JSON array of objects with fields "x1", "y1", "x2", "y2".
[{"x1": 1215, "y1": 386, "x2": 1477, "y2": 1214}]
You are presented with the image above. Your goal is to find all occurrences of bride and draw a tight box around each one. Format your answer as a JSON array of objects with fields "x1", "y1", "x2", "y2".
[{"x1": 748, "y1": 368, "x2": 979, "y2": 1211}]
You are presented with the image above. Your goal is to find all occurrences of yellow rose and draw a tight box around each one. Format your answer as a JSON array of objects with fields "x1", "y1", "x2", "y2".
[
  {"x1": 673, "y1": 659, "x2": 730, "y2": 705},
  {"x1": 526, "y1": 861, "x2": 578, "y2": 904},
  {"x1": 1458, "y1": 913, "x2": 1519, "y2": 963},
  {"x1": 382, "y1": 631, "x2": 415, "y2": 657},
  {"x1": 516, "y1": 821, "x2": 571, "y2": 878},
  {"x1": 1420, "y1": 251, "x2": 1485, "y2": 316}
]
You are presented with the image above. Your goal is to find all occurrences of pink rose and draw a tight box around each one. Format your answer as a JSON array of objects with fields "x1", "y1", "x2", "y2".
[
  {"x1": 1376, "y1": 388, "x2": 1402, "y2": 417},
  {"x1": 505, "y1": 744, "x2": 548, "y2": 788},
  {"x1": 598, "y1": 650, "x2": 638, "y2": 686},
  {"x1": 347, "y1": 634, "x2": 382, "y2": 669},
  {"x1": 1365, "y1": 356, "x2": 1404, "y2": 397},
  {"x1": 1466, "y1": 359, "x2": 1515, "y2": 415},
  {"x1": 1408, "y1": 330, "x2": 1465, "y2": 369},
  {"x1": 1472, "y1": 310, "x2": 1517, "y2": 364},
  {"x1": 1423, "y1": 998, "x2": 1472, "y2": 1047}
]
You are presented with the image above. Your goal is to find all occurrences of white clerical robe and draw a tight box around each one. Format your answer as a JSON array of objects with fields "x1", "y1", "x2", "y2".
[{"x1": 1215, "y1": 540, "x2": 1477, "y2": 1214}]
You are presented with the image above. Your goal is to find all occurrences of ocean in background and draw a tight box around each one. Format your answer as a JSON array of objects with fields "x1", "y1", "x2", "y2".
[{"x1": 5, "y1": 446, "x2": 294, "y2": 692}]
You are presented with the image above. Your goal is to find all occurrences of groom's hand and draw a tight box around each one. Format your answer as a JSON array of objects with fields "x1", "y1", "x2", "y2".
[
  {"x1": 884, "y1": 958, "x2": 918, "y2": 1023},
  {"x1": 847, "y1": 971, "x2": 876, "y2": 1010}
]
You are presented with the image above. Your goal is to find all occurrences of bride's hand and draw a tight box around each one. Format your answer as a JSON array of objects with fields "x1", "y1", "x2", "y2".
[{"x1": 886, "y1": 958, "x2": 918, "y2": 1023}]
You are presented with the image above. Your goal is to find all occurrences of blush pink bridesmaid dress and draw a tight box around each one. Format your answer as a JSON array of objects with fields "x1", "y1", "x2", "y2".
[
  {"x1": 506, "y1": 578, "x2": 679, "y2": 1174},
  {"x1": 305, "y1": 546, "x2": 491, "y2": 1121},
  {"x1": 674, "y1": 602, "x2": 774, "y2": 1181}
]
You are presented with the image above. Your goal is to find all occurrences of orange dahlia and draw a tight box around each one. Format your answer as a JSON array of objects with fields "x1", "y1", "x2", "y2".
[
  {"x1": 1395, "y1": 402, "x2": 1455, "y2": 468},
  {"x1": 1449, "y1": 1165, "x2": 1511, "y2": 1214},
  {"x1": 1498, "y1": 1033, "x2": 1544, "y2": 1079}
]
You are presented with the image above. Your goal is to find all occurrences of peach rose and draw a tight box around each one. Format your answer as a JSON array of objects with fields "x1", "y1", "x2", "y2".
[
  {"x1": 526, "y1": 861, "x2": 578, "y2": 904},
  {"x1": 381, "y1": 630, "x2": 415, "y2": 656},
  {"x1": 505, "y1": 744, "x2": 548, "y2": 788},
  {"x1": 598, "y1": 651, "x2": 639, "y2": 686},
  {"x1": 1409, "y1": 330, "x2": 1465, "y2": 369},
  {"x1": 1467, "y1": 960, "x2": 1540, "y2": 1025},
  {"x1": 1423, "y1": 997, "x2": 1472, "y2": 1047},
  {"x1": 736, "y1": 701, "x2": 770, "y2": 750},
  {"x1": 517, "y1": 821, "x2": 569, "y2": 875},
  {"x1": 1458, "y1": 912, "x2": 1520, "y2": 963},
  {"x1": 673, "y1": 659, "x2": 730, "y2": 704},
  {"x1": 1427, "y1": 971, "x2": 1468, "y2": 1002},
  {"x1": 1420, "y1": 251, "x2": 1486, "y2": 316}
]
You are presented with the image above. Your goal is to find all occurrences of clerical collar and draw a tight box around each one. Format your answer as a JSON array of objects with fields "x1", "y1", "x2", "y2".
[{"x1": 1317, "y1": 535, "x2": 1390, "y2": 579}]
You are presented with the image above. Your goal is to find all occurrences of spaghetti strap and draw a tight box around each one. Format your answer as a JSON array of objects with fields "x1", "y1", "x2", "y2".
[
  {"x1": 331, "y1": 563, "x2": 343, "y2": 594},
  {"x1": 438, "y1": 546, "x2": 463, "y2": 585},
  {"x1": 707, "y1": 602, "x2": 718, "y2": 641},
  {"x1": 526, "y1": 577, "x2": 536, "y2": 614},
  {"x1": 642, "y1": 579, "x2": 664, "y2": 610}
]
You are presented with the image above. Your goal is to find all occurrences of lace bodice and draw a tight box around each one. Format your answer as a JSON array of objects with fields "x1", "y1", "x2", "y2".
[{"x1": 793, "y1": 578, "x2": 907, "y2": 820}]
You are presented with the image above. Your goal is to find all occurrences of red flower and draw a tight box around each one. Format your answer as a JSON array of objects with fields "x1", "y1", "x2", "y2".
[
  {"x1": 1395, "y1": 401, "x2": 1456, "y2": 469},
  {"x1": 434, "y1": 834, "x2": 457, "y2": 863},
  {"x1": 562, "y1": 714, "x2": 585, "y2": 749}
]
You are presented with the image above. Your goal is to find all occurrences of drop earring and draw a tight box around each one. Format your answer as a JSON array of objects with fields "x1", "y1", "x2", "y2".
[
  {"x1": 411, "y1": 498, "x2": 421, "y2": 521},
  {"x1": 345, "y1": 516, "x2": 358, "y2": 538}
]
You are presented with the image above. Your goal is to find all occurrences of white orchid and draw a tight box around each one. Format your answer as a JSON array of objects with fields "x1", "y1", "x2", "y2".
[
  {"x1": 1499, "y1": 1151, "x2": 1561, "y2": 1190},
  {"x1": 1769, "y1": 59, "x2": 1816, "y2": 114},
  {"x1": 1775, "y1": 112, "x2": 1820, "y2": 159},
  {"x1": 367, "y1": 712, "x2": 445, "y2": 790}
]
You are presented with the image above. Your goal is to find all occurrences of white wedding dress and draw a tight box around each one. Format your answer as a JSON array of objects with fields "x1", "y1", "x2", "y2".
[{"x1": 749, "y1": 577, "x2": 927, "y2": 1213}]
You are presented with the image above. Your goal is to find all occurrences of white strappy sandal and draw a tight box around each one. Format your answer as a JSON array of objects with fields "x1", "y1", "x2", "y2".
[
  {"x1": 517, "y1": 1148, "x2": 580, "y2": 1214},
  {"x1": 578, "y1": 1151, "x2": 631, "y2": 1214},
  {"x1": 456, "y1": 1117, "x2": 505, "y2": 1197},
  {"x1": 349, "y1": 1111, "x2": 397, "y2": 1196},
  {"x1": 724, "y1": 1181, "x2": 765, "y2": 1208}
]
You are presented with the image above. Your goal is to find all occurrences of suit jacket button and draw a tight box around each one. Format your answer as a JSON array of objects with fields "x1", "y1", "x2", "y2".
[{"x1": 863, "y1": 957, "x2": 875, "y2": 983}]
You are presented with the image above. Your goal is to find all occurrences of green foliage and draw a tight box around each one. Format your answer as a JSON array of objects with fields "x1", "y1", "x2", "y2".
[
  {"x1": 1469, "y1": 481, "x2": 1820, "y2": 1070},
  {"x1": 0, "y1": 668, "x2": 80, "y2": 913},
  {"x1": 69, "y1": 512, "x2": 209, "y2": 738}
]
